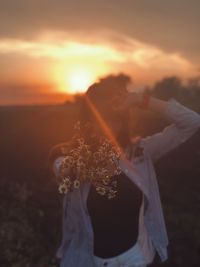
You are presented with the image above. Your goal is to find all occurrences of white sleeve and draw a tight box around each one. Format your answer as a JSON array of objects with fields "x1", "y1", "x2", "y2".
[
  {"x1": 53, "y1": 156, "x2": 65, "y2": 177},
  {"x1": 141, "y1": 98, "x2": 200, "y2": 162}
]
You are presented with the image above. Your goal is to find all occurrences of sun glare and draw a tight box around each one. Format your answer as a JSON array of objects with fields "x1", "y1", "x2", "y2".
[
  {"x1": 68, "y1": 70, "x2": 93, "y2": 93},
  {"x1": 54, "y1": 62, "x2": 109, "y2": 94}
]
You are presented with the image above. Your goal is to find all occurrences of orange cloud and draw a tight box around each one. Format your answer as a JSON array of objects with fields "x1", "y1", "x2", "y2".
[{"x1": 0, "y1": 30, "x2": 198, "y2": 93}]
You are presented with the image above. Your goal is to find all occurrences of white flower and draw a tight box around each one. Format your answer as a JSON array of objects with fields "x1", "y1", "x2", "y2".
[
  {"x1": 96, "y1": 187, "x2": 106, "y2": 195},
  {"x1": 107, "y1": 189, "x2": 117, "y2": 199},
  {"x1": 63, "y1": 177, "x2": 71, "y2": 186},
  {"x1": 58, "y1": 184, "x2": 69, "y2": 194},
  {"x1": 73, "y1": 179, "x2": 80, "y2": 189}
]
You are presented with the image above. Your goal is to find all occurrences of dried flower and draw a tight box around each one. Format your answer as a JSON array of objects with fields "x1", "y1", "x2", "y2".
[
  {"x1": 58, "y1": 183, "x2": 69, "y2": 194},
  {"x1": 63, "y1": 177, "x2": 71, "y2": 186},
  {"x1": 96, "y1": 187, "x2": 106, "y2": 195},
  {"x1": 57, "y1": 121, "x2": 122, "y2": 199},
  {"x1": 107, "y1": 189, "x2": 117, "y2": 199},
  {"x1": 73, "y1": 179, "x2": 80, "y2": 189}
]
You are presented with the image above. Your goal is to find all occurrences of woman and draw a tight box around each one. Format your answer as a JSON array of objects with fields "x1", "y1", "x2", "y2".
[{"x1": 49, "y1": 84, "x2": 200, "y2": 267}]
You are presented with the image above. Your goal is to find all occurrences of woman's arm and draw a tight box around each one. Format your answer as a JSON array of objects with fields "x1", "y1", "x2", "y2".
[
  {"x1": 112, "y1": 91, "x2": 167, "y2": 114},
  {"x1": 113, "y1": 92, "x2": 200, "y2": 161},
  {"x1": 144, "y1": 95, "x2": 167, "y2": 114},
  {"x1": 135, "y1": 94, "x2": 200, "y2": 161}
]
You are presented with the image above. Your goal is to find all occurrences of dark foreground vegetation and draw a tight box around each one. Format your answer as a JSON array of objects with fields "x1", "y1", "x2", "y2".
[{"x1": 0, "y1": 74, "x2": 200, "y2": 267}]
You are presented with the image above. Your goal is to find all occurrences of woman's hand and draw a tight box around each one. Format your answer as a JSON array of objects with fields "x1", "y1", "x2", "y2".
[{"x1": 111, "y1": 90, "x2": 143, "y2": 113}]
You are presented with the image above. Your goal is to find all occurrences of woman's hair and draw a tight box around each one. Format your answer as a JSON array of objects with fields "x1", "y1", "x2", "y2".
[{"x1": 78, "y1": 82, "x2": 132, "y2": 148}]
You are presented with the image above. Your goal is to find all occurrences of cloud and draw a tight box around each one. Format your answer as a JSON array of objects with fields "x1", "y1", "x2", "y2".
[
  {"x1": 0, "y1": 0, "x2": 200, "y2": 65},
  {"x1": 0, "y1": 30, "x2": 196, "y2": 69},
  {"x1": 0, "y1": 38, "x2": 124, "y2": 62},
  {"x1": 0, "y1": 30, "x2": 198, "y2": 89}
]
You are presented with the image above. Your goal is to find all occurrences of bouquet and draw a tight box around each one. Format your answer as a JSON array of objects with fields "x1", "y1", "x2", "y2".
[{"x1": 57, "y1": 121, "x2": 122, "y2": 199}]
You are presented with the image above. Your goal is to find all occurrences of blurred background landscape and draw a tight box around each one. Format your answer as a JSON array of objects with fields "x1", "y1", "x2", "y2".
[{"x1": 0, "y1": 0, "x2": 200, "y2": 266}]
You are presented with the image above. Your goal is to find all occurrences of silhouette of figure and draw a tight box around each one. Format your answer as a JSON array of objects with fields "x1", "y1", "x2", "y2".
[{"x1": 49, "y1": 78, "x2": 200, "y2": 267}]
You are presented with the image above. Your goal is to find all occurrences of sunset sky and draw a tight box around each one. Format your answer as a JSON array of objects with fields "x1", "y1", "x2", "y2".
[{"x1": 0, "y1": 0, "x2": 199, "y2": 105}]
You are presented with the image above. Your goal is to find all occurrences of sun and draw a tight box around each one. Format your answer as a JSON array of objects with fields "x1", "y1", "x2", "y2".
[
  {"x1": 53, "y1": 62, "x2": 109, "y2": 94},
  {"x1": 68, "y1": 70, "x2": 93, "y2": 93}
]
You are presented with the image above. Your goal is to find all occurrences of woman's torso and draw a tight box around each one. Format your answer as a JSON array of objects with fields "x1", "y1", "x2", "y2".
[{"x1": 87, "y1": 172, "x2": 143, "y2": 258}]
